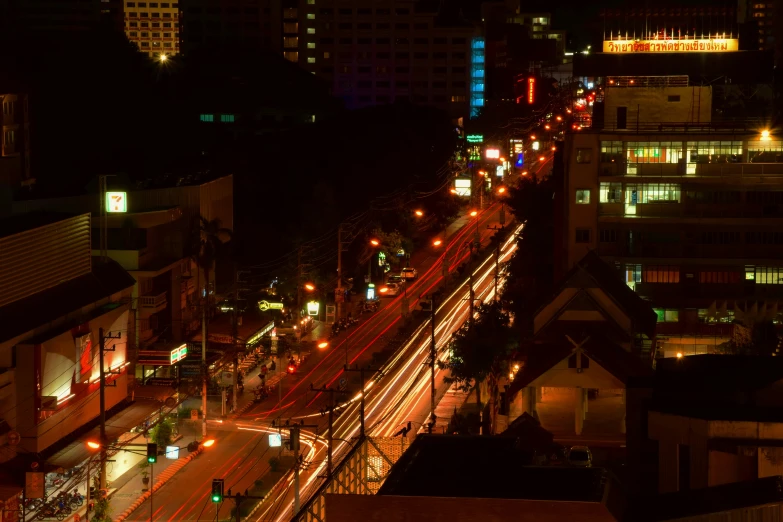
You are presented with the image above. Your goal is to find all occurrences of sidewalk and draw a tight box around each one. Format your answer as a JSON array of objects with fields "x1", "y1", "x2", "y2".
[{"x1": 63, "y1": 432, "x2": 201, "y2": 522}]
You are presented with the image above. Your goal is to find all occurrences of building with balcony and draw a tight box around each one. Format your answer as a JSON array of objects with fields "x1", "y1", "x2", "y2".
[
  {"x1": 562, "y1": 99, "x2": 783, "y2": 358},
  {"x1": 0, "y1": 212, "x2": 135, "y2": 462},
  {"x1": 123, "y1": 0, "x2": 181, "y2": 58},
  {"x1": 279, "y1": 0, "x2": 485, "y2": 119}
]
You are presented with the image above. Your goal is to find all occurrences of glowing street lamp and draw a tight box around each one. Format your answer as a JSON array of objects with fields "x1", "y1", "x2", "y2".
[
  {"x1": 317, "y1": 341, "x2": 329, "y2": 349},
  {"x1": 87, "y1": 441, "x2": 101, "y2": 450},
  {"x1": 556, "y1": 115, "x2": 562, "y2": 121},
  {"x1": 159, "y1": 54, "x2": 168, "y2": 62},
  {"x1": 470, "y1": 210, "x2": 478, "y2": 217},
  {"x1": 497, "y1": 187, "x2": 506, "y2": 195},
  {"x1": 202, "y1": 439, "x2": 216, "y2": 447},
  {"x1": 370, "y1": 239, "x2": 380, "y2": 247},
  {"x1": 414, "y1": 210, "x2": 424, "y2": 217},
  {"x1": 544, "y1": 124, "x2": 551, "y2": 130},
  {"x1": 432, "y1": 239, "x2": 443, "y2": 247},
  {"x1": 304, "y1": 283, "x2": 315, "y2": 292},
  {"x1": 530, "y1": 135, "x2": 536, "y2": 140},
  {"x1": 761, "y1": 129, "x2": 772, "y2": 141},
  {"x1": 539, "y1": 156, "x2": 546, "y2": 162}
]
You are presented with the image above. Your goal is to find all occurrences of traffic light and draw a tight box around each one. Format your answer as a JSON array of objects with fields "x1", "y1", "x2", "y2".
[
  {"x1": 147, "y1": 443, "x2": 157, "y2": 463},
  {"x1": 211, "y1": 479, "x2": 224, "y2": 503}
]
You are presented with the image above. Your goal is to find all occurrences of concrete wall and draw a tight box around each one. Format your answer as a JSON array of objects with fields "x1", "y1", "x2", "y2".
[
  {"x1": 603, "y1": 86, "x2": 712, "y2": 128},
  {"x1": 325, "y1": 494, "x2": 616, "y2": 522},
  {"x1": 564, "y1": 133, "x2": 600, "y2": 269}
]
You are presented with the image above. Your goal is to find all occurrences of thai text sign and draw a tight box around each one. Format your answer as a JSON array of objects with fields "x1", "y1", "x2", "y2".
[{"x1": 603, "y1": 39, "x2": 738, "y2": 53}]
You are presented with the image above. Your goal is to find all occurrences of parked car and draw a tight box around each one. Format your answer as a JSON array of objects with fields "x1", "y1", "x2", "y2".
[
  {"x1": 566, "y1": 446, "x2": 592, "y2": 467},
  {"x1": 379, "y1": 283, "x2": 401, "y2": 297},
  {"x1": 401, "y1": 267, "x2": 418, "y2": 280}
]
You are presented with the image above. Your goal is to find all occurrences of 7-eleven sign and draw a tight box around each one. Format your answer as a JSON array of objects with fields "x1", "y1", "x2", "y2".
[{"x1": 106, "y1": 191, "x2": 127, "y2": 213}]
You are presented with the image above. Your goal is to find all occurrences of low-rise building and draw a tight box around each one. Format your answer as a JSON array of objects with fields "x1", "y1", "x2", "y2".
[
  {"x1": 646, "y1": 355, "x2": 783, "y2": 493},
  {"x1": 0, "y1": 212, "x2": 135, "y2": 462},
  {"x1": 561, "y1": 82, "x2": 783, "y2": 358}
]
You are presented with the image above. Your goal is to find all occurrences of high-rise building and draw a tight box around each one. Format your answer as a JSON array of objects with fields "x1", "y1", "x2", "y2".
[
  {"x1": 739, "y1": 0, "x2": 783, "y2": 61},
  {"x1": 123, "y1": 0, "x2": 181, "y2": 57},
  {"x1": 279, "y1": 0, "x2": 484, "y2": 119},
  {"x1": 179, "y1": 0, "x2": 281, "y2": 54}
]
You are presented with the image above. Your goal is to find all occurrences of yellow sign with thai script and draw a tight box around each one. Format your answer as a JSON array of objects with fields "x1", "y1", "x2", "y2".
[{"x1": 603, "y1": 39, "x2": 738, "y2": 54}]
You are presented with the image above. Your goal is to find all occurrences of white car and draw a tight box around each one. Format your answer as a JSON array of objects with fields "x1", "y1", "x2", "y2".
[
  {"x1": 567, "y1": 446, "x2": 593, "y2": 467},
  {"x1": 379, "y1": 283, "x2": 401, "y2": 297},
  {"x1": 401, "y1": 267, "x2": 418, "y2": 281}
]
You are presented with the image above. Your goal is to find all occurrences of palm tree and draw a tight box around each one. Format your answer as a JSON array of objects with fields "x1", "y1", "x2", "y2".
[{"x1": 193, "y1": 216, "x2": 232, "y2": 436}]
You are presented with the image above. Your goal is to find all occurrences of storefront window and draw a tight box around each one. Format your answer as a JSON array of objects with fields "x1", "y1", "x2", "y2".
[
  {"x1": 755, "y1": 266, "x2": 783, "y2": 284},
  {"x1": 654, "y1": 308, "x2": 679, "y2": 322}
]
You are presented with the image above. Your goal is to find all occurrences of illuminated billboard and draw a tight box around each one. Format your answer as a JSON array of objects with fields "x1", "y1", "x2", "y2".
[
  {"x1": 454, "y1": 178, "x2": 471, "y2": 197},
  {"x1": 485, "y1": 148, "x2": 500, "y2": 159},
  {"x1": 603, "y1": 38, "x2": 738, "y2": 54},
  {"x1": 106, "y1": 192, "x2": 127, "y2": 213}
]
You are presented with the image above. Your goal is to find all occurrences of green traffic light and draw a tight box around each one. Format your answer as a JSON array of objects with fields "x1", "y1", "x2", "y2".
[
  {"x1": 148, "y1": 456, "x2": 156, "y2": 463},
  {"x1": 211, "y1": 494, "x2": 221, "y2": 503}
]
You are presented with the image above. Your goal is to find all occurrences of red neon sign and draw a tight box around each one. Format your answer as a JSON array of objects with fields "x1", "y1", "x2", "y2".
[{"x1": 527, "y1": 77, "x2": 535, "y2": 105}]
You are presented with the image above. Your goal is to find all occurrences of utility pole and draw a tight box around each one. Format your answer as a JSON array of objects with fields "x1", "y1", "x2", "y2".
[
  {"x1": 295, "y1": 247, "x2": 302, "y2": 343},
  {"x1": 487, "y1": 225, "x2": 504, "y2": 302},
  {"x1": 202, "y1": 293, "x2": 208, "y2": 437},
  {"x1": 428, "y1": 296, "x2": 437, "y2": 426},
  {"x1": 271, "y1": 419, "x2": 319, "y2": 515},
  {"x1": 468, "y1": 243, "x2": 476, "y2": 328},
  {"x1": 309, "y1": 384, "x2": 341, "y2": 476},
  {"x1": 231, "y1": 269, "x2": 250, "y2": 412},
  {"x1": 98, "y1": 328, "x2": 120, "y2": 490},
  {"x1": 336, "y1": 224, "x2": 343, "y2": 322},
  {"x1": 342, "y1": 365, "x2": 380, "y2": 437}
]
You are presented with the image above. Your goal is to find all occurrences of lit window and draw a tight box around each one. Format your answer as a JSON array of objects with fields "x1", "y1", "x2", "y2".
[
  {"x1": 307, "y1": 13, "x2": 315, "y2": 19},
  {"x1": 307, "y1": 57, "x2": 316, "y2": 63},
  {"x1": 307, "y1": 0, "x2": 314, "y2": 4},
  {"x1": 599, "y1": 182, "x2": 622, "y2": 203},
  {"x1": 307, "y1": 42, "x2": 316, "y2": 48},
  {"x1": 307, "y1": 27, "x2": 316, "y2": 34},
  {"x1": 576, "y1": 148, "x2": 592, "y2": 163},
  {"x1": 199, "y1": 114, "x2": 214, "y2": 122},
  {"x1": 220, "y1": 114, "x2": 235, "y2": 123},
  {"x1": 643, "y1": 266, "x2": 680, "y2": 283},
  {"x1": 653, "y1": 309, "x2": 679, "y2": 322},
  {"x1": 575, "y1": 189, "x2": 591, "y2": 204},
  {"x1": 283, "y1": 51, "x2": 298, "y2": 62}
]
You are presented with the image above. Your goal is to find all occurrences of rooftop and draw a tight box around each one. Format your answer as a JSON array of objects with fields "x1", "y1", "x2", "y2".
[
  {"x1": 378, "y1": 434, "x2": 609, "y2": 502},
  {"x1": 0, "y1": 211, "x2": 78, "y2": 240},
  {"x1": 628, "y1": 476, "x2": 783, "y2": 521},
  {"x1": 0, "y1": 259, "x2": 136, "y2": 345}
]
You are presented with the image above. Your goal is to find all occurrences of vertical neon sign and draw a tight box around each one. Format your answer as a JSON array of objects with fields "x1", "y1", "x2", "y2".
[{"x1": 528, "y1": 77, "x2": 535, "y2": 105}]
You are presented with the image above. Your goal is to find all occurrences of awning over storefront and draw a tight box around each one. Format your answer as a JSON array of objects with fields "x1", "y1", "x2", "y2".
[{"x1": 45, "y1": 398, "x2": 162, "y2": 471}]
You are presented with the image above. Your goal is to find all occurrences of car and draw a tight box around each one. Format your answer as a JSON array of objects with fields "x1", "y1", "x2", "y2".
[
  {"x1": 386, "y1": 274, "x2": 403, "y2": 284},
  {"x1": 566, "y1": 446, "x2": 592, "y2": 468},
  {"x1": 401, "y1": 267, "x2": 418, "y2": 281},
  {"x1": 379, "y1": 282, "x2": 401, "y2": 297}
]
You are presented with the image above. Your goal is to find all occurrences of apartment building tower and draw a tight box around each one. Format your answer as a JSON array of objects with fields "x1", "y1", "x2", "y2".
[{"x1": 123, "y1": 0, "x2": 181, "y2": 57}]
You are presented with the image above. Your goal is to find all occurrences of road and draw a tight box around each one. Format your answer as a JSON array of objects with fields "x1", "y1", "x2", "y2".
[{"x1": 126, "y1": 154, "x2": 552, "y2": 522}]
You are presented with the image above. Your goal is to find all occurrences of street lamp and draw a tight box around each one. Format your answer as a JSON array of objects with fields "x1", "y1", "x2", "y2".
[
  {"x1": 317, "y1": 341, "x2": 329, "y2": 349},
  {"x1": 469, "y1": 210, "x2": 478, "y2": 217},
  {"x1": 304, "y1": 283, "x2": 315, "y2": 292},
  {"x1": 369, "y1": 239, "x2": 380, "y2": 247},
  {"x1": 159, "y1": 54, "x2": 168, "y2": 62},
  {"x1": 497, "y1": 187, "x2": 506, "y2": 195},
  {"x1": 368, "y1": 239, "x2": 381, "y2": 284},
  {"x1": 432, "y1": 239, "x2": 443, "y2": 247},
  {"x1": 414, "y1": 210, "x2": 424, "y2": 217}
]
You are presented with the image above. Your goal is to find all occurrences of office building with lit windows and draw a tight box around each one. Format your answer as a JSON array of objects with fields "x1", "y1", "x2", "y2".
[
  {"x1": 562, "y1": 83, "x2": 783, "y2": 359},
  {"x1": 278, "y1": 0, "x2": 484, "y2": 120},
  {"x1": 123, "y1": 0, "x2": 181, "y2": 57}
]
